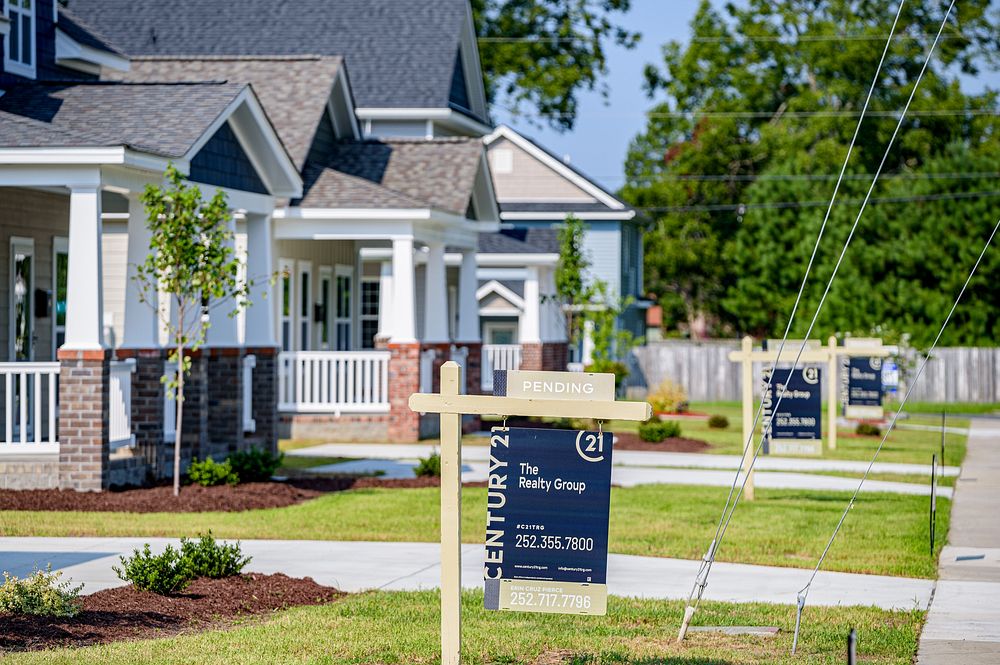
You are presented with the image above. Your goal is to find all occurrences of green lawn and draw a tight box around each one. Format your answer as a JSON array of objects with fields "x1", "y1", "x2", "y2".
[
  {"x1": 3, "y1": 591, "x2": 924, "y2": 664},
  {"x1": 0, "y1": 484, "x2": 946, "y2": 578},
  {"x1": 612, "y1": 402, "x2": 967, "y2": 467}
]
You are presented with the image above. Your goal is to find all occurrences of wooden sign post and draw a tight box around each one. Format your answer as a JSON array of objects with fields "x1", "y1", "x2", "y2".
[
  {"x1": 409, "y1": 362, "x2": 651, "y2": 665},
  {"x1": 729, "y1": 337, "x2": 889, "y2": 499}
]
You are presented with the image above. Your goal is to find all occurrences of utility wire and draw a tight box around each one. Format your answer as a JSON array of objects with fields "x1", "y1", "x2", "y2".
[
  {"x1": 710, "y1": 0, "x2": 955, "y2": 602},
  {"x1": 790, "y1": 213, "x2": 1000, "y2": 654},
  {"x1": 497, "y1": 107, "x2": 999, "y2": 119},
  {"x1": 675, "y1": 0, "x2": 908, "y2": 642},
  {"x1": 477, "y1": 33, "x2": 968, "y2": 43}
]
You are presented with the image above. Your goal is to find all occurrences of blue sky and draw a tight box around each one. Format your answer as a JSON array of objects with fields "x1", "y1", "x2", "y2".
[{"x1": 491, "y1": 0, "x2": 1000, "y2": 192}]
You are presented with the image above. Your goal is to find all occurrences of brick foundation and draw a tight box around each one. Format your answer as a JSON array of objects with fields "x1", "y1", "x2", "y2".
[
  {"x1": 115, "y1": 348, "x2": 167, "y2": 481},
  {"x1": 205, "y1": 347, "x2": 244, "y2": 460},
  {"x1": 381, "y1": 341, "x2": 421, "y2": 442},
  {"x1": 246, "y1": 347, "x2": 278, "y2": 455},
  {"x1": 0, "y1": 454, "x2": 60, "y2": 490},
  {"x1": 278, "y1": 412, "x2": 390, "y2": 441},
  {"x1": 57, "y1": 349, "x2": 110, "y2": 492}
]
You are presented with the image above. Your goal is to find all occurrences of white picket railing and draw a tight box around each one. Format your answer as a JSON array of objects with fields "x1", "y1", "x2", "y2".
[
  {"x1": 481, "y1": 344, "x2": 522, "y2": 391},
  {"x1": 243, "y1": 354, "x2": 256, "y2": 432},
  {"x1": 109, "y1": 359, "x2": 136, "y2": 450},
  {"x1": 278, "y1": 351, "x2": 391, "y2": 414},
  {"x1": 0, "y1": 362, "x2": 60, "y2": 453}
]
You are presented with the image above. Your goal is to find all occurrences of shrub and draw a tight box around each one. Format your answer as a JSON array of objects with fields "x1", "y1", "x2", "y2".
[
  {"x1": 648, "y1": 379, "x2": 689, "y2": 414},
  {"x1": 113, "y1": 544, "x2": 191, "y2": 595},
  {"x1": 228, "y1": 447, "x2": 284, "y2": 483},
  {"x1": 638, "y1": 420, "x2": 682, "y2": 442},
  {"x1": 708, "y1": 414, "x2": 729, "y2": 429},
  {"x1": 188, "y1": 457, "x2": 239, "y2": 487},
  {"x1": 180, "y1": 533, "x2": 251, "y2": 579},
  {"x1": 0, "y1": 567, "x2": 83, "y2": 618},
  {"x1": 415, "y1": 452, "x2": 441, "y2": 477},
  {"x1": 856, "y1": 422, "x2": 881, "y2": 437},
  {"x1": 585, "y1": 359, "x2": 629, "y2": 386}
]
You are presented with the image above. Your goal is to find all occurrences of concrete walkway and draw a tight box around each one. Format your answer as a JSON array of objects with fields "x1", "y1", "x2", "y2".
[
  {"x1": 0, "y1": 537, "x2": 932, "y2": 610},
  {"x1": 917, "y1": 420, "x2": 1000, "y2": 663},
  {"x1": 289, "y1": 443, "x2": 954, "y2": 497}
]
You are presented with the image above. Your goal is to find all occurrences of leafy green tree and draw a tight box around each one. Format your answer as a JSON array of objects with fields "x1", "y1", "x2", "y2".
[
  {"x1": 554, "y1": 214, "x2": 594, "y2": 344},
  {"x1": 623, "y1": 0, "x2": 1000, "y2": 340},
  {"x1": 474, "y1": 0, "x2": 640, "y2": 130},
  {"x1": 133, "y1": 166, "x2": 246, "y2": 497}
]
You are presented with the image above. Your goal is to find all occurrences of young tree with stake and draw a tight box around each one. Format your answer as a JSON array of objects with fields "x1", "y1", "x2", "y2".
[{"x1": 133, "y1": 165, "x2": 248, "y2": 497}]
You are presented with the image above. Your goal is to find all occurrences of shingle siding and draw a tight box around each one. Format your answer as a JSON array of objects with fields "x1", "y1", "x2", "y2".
[
  {"x1": 449, "y1": 48, "x2": 470, "y2": 113},
  {"x1": 189, "y1": 121, "x2": 269, "y2": 195}
]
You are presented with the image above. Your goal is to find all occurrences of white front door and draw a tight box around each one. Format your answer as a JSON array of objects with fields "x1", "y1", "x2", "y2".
[
  {"x1": 9, "y1": 237, "x2": 34, "y2": 361},
  {"x1": 335, "y1": 265, "x2": 352, "y2": 351}
]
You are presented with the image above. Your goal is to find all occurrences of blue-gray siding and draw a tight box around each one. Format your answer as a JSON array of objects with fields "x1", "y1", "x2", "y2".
[{"x1": 189, "y1": 121, "x2": 268, "y2": 195}]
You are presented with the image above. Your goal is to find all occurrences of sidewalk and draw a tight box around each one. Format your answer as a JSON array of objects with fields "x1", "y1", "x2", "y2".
[
  {"x1": 0, "y1": 537, "x2": 932, "y2": 610},
  {"x1": 290, "y1": 444, "x2": 953, "y2": 497},
  {"x1": 917, "y1": 419, "x2": 1000, "y2": 664}
]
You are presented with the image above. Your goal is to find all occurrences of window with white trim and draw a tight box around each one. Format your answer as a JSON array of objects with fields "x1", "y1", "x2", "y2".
[
  {"x1": 298, "y1": 261, "x2": 312, "y2": 350},
  {"x1": 279, "y1": 258, "x2": 293, "y2": 351},
  {"x1": 5, "y1": 0, "x2": 36, "y2": 79},
  {"x1": 359, "y1": 278, "x2": 380, "y2": 349},
  {"x1": 334, "y1": 266, "x2": 352, "y2": 351}
]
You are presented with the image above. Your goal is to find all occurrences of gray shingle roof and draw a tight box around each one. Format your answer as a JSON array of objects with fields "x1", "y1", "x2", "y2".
[
  {"x1": 298, "y1": 138, "x2": 484, "y2": 214},
  {"x1": 478, "y1": 228, "x2": 560, "y2": 254},
  {"x1": 104, "y1": 56, "x2": 345, "y2": 169},
  {"x1": 58, "y1": 6, "x2": 125, "y2": 56},
  {"x1": 0, "y1": 81, "x2": 246, "y2": 157},
  {"x1": 63, "y1": 0, "x2": 481, "y2": 120}
]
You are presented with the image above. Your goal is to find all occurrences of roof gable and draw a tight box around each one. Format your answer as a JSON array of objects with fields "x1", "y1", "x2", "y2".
[
  {"x1": 64, "y1": 0, "x2": 487, "y2": 122},
  {"x1": 189, "y1": 121, "x2": 268, "y2": 195}
]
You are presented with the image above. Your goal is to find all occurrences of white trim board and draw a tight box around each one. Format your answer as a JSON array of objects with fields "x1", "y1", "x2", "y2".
[
  {"x1": 485, "y1": 125, "x2": 626, "y2": 210},
  {"x1": 476, "y1": 280, "x2": 525, "y2": 311}
]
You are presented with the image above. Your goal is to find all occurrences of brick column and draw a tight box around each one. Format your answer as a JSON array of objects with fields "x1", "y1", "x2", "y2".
[
  {"x1": 205, "y1": 347, "x2": 244, "y2": 459},
  {"x1": 58, "y1": 349, "x2": 110, "y2": 492},
  {"x1": 520, "y1": 342, "x2": 543, "y2": 371},
  {"x1": 541, "y1": 342, "x2": 569, "y2": 372},
  {"x1": 115, "y1": 348, "x2": 167, "y2": 480},
  {"x1": 246, "y1": 346, "x2": 278, "y2": 455},
  {"x1": 180, "y1": 352, "x2": 208, "y2": 467},
  {"x1": 460, "y1": 342, "x2": 483, "y2": 395},
  {"x1": 380, "y1": 340, "x2": 420, "y2": 442}
]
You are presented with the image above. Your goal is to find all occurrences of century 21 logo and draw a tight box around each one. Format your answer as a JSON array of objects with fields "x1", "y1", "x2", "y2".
[{"x1": 575, "y1": 430, "x2": 605, "y2": 463}]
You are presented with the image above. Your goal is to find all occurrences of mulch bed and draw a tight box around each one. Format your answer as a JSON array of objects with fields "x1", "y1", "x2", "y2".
[
  {"x1": 0, "y1": 573, "x2": 342, "y2": 652},
  {"x1": 0, "y1": 477, "x2": 451, "y2": 513},
  {"x1": 612, "y1": 433, "x2": 713, "y2": 452}
]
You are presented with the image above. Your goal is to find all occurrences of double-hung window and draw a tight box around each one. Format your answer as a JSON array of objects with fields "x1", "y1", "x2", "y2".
[{"x1": 5, "y1": 0, "x2": 36, "y2": 79}]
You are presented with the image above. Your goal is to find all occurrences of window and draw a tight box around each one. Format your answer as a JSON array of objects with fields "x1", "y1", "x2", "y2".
[
  {"x1": 279, "y1": 258, "x2": 293, "y2": 351},
  {"x1": 360, "y1": 278, "x2": 380, "y2": 349},
  {"x1": 52, "y1": 237, "x2": 68, "y2": 355},
  {"x1": 318, "y1": 267, "x2": 332, "y2": 349},
  {"x1": 491, "y1": 148, "x2": 513, "y2": 174},
  {"x1": 335, "y1": 266, "x2": 352, "y2": 351},
  {"x1": 298, "y1": 261, "x2": 312, "y2": 350},
  {"x1": 10, "y1": 237, "x2": 34, "y2": 360},
  {"x1": 5, "y1": 0, "x2": 35, "y2": 78}
]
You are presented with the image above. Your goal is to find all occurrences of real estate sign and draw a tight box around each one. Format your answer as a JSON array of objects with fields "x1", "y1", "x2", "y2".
[
  {"x1": 844, "y1": 356, "x2": 884, "y2": 419},
  {"x1": 483, "y1": 426, "x2": 613, "y2": 615},
  {"x1": 762, "y1": 367, "x2": 822, "y2": 455}
]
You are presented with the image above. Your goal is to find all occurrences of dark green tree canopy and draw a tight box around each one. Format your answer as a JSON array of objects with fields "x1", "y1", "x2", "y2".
[
  {"x1": 622, "y1": 0, "x2": 1000, "y2": 345},
  {"x1": 474, "y1": 0, "x2": 640, "y2": 130}
]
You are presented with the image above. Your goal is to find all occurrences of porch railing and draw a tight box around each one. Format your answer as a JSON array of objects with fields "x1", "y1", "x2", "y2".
[
  {"x1": 278, "y1": 351, "x2": 391, "y2": 414},
  {"x1": 481, "y1": 344, "x2": 522, "y2": 391},
  {"x1": 109, "y1": 359, "x2": 136, "y2": 450},
  {"x1": 0, "y1": 362, "x2": 60, "y2": 452}
]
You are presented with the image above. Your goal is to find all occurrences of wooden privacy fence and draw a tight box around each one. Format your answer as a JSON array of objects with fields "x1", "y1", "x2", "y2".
[{"x1": 630, "y1": 341, "x2": 1000, "y2": 404}]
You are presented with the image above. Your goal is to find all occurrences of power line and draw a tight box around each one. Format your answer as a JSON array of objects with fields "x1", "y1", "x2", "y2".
[
  {"x1": 497, "y1": 106, "x2": 1000, "y2": 119},
  {"x1": 791, "y1": 212, "x2": 1000, "y2": 654},
  {"x1": 676, "y1": 0, "x2": 910, "y2": 643},
  {"x1": 678, "y1": 0, "x2": 956, "y2": 643},
  {"x1": 632, "y1": 188, "x2": 1000, "y2": 214},
  {"x1": 500, "y1": 172, "x2": 1000, "y2": 182},
  {"x1": 477, "y1": 33, "x2": 969, "y2": 44}
]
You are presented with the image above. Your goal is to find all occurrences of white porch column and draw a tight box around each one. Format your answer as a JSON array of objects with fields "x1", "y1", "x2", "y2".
[
  {"x1": 205, "y1": 216, "x2": 240, "y2": 346},
  {"x1": 423, "y1": 241, "x2": 449, "y2": 343},
  {"x1": 519, "y1": 265, "x2": 541, "y2": 344},
  {"x1": 391, "y1": 237, "x2": 416, "y2": 343},
  {"x1": 121, "y1": 193, "x2": 159, "y2": 348},
  {"x1": 539, "y1": 265, "x2": 563, "y2": 342},
  {"x1": 243, "y1": 213, "x2": 277, "y2": 346},
  {"x1": 64, "y1": 186, "x2": 105, "y2": 350},
  {"x1": 377, "y1": 260, "x2": 394, "y2": 339},
  {"x1": 456, "y1": 249, "x2": 480, "y2": 341}
]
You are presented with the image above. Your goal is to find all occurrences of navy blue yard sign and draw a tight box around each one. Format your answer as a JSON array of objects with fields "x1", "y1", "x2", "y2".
[
  {"x1": 762, "y1": 367, "x2": 822, "y2": 453},
  {"x1": 845, "y1": 356, "x2": 883, "y2": 419},
  {"x1": 483, "y1": 426, "x2": 613, "y2": 615}
]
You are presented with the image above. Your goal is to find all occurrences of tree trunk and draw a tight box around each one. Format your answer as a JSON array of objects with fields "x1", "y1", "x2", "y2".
[{"x1": 173, "y1": 325, "x2": 185, "y2": 497}]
